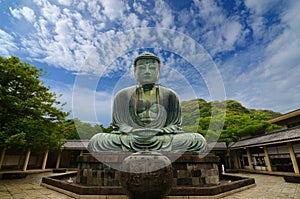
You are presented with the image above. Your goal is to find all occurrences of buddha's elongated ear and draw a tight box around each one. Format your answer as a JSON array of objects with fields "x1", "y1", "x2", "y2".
[{"x1": 134, "y1": 67, "x2": 138, "y2": 81}]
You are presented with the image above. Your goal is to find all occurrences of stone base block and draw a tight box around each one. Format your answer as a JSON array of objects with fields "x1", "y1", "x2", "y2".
[{"x1": 76, "y1": 152, "x2": 220, "y2": 187}]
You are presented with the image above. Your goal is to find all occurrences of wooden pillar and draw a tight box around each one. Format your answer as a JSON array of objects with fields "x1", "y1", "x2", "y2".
[
  {"x1": 227, "y1": 149, "x2": 232, "y2": 169},
  {"x1": 41, "y1": 150, "x2": 49, "y2": 170},
  {"x1": 263, "y1": 146, "x2": 272, "y2": 172},
  {"x1": 22, "y1": 148, "x2": 31, "y2": 171},
  {"x1": 233, "y1": 151, "x2": 240, "y2": 169},
  {"x1": 0, "y1": 148, "x2": 6, "y2": 170},
  {"x1": 56, "y1": 150, "x2": 62, "y2": 169},
  {"x1": 287, "y1": 142, "x2": 299, "y2": 174},
  {"x1": 246, "y1": 148, "x2": 254, "y2": 170}
]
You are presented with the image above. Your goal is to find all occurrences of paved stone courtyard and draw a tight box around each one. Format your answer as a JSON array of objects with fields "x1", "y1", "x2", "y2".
[
  {"x1": 222, "y1": 173, "x2": 300, "y2": 199},
  {"x1": 0, "y1": 171, "x2": 300, "y2": 198},
  {"x1": 0, "y1": 172, "x2": 73, "y2": 199}
]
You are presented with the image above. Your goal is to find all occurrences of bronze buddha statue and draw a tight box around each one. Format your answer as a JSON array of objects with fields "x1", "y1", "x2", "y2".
[{"x1": 88, "y1": 52, "x2": 207, "y2": 153}]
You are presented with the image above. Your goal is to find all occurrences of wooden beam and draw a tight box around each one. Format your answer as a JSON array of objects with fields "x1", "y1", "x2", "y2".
[
  {"x1": 41, "y1": 150, "x2": 49, "y2": 170},
  {"x1": 0, "y1": 148, "x2": 6, "y2": 170},
  {"x1": 246, "y1": 148, "x2": 254, "y2": 170},
  {"x1": 263, "y1": 146, "x2": 272, "y2": 172},
  {"x1": 287, "y1": 142, "x2": 299, "y2": 174},
  {"x1": 22, "y1": 148, "x2": 31, "y2": 171},
  {"x1": 56, "y1": 150, "x2": 62, "y2": 169},
  {"x1": 268, "y1": 109, "x2": 300, "y2": 123}
]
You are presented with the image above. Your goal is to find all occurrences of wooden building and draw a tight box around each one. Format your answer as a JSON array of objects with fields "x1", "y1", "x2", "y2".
[
  {"x1": 230, "y1": 109, "x2": 300, "y2": 174},
  {"x1": 0, "y1": 140, "x2": 89, "y2": 171}
]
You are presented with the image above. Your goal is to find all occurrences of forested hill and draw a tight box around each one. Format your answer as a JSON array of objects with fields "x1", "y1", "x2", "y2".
[
  {"x1": 62, "y1": 99, "x2": 283, "y2": 143},
  {"x1": 181, "y1": 99, "x2": 282, "y2": 143}
]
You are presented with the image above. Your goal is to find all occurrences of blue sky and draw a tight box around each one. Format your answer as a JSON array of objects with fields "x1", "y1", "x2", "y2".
[{"x1": 1, "y1": 0, "x2": 300, "y2": 127}]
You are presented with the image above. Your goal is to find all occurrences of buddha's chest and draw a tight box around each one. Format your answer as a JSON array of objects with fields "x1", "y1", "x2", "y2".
[{"x1": 136, "y1": 89, "x2": 160, "y2": 122}]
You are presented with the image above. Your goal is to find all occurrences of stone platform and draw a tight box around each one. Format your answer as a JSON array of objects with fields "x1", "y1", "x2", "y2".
[
  {"x1": 41, "y1": 152, "x2": 255, "y2": 197},
  {"x1": 76, "y1": 152, "x2": 220, "y2": 188}
]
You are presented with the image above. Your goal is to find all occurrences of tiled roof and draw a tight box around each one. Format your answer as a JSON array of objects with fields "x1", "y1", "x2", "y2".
[
  {"x1": 268, "y1": 109, "x2": 300, "y2": 123},
  {"x1": 207, "y1": 142, "x2": 227, "y2": 150},
  {"x1": 230, "y1": 126, "x2": 300, "y2": 149},
  {"x1": 62, "y1": 140, "x2": 89, "y2": 150}
]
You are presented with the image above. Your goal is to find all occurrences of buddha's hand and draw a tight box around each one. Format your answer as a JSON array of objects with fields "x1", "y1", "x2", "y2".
[
  {"x1": 131, "y1": 128, "x2": 163, "y2": 137},
  {"x1": 119, "y1": 125, "x2": 134, "y2": 134},
  {"x1": 161, "y1": 125, "x2": 182, "y2": 133}
]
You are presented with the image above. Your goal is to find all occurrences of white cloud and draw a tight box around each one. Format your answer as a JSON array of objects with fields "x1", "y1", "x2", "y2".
[
  {"x1": 121, "y1": 13, "x2": 141, "y2": 29},
  {"x1": 56, "y1": 0, "x2": 72, "y2": 6},
  {"x1": 40, "y1": 2, "x2": 61, "y2": 24},
  {"x1": 9, "y1": 6, "x2": 36, "y2": 23},
  {"x1": 99, "y1": 0, "x2": 124, "y2": 21},
  {"x1": 247, "y1": 16, "x2": 266, "y2": 40},
  {"x1": 4, "y1": 1, "x2": 191, "y2": 75},
  {"x1": 220, "y1": 1, "x2": 300, "y2": 113},
  {"x1": 86, "y1": 1, "x2": 105, "y2": 21},
  {"x1": 154, "y1": 0, "x2": 175, "y2": 28},
  {"x1": 245, "y1": 0, "x2": 282, "y2": 15},
  {"x1": 191, "y1": 0, "x2": 245, "y2": 55},
  {"x1": 0, "y1": 29, "x2": 17, "y2": 56},
  {"x1": 223, "y1": 22, "x2": 242, "y2": 47}
]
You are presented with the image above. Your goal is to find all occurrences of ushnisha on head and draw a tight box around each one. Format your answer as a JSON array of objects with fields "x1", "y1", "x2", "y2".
[{"x1": 134, "y1": 52, "x2": 161, "y2": 86}]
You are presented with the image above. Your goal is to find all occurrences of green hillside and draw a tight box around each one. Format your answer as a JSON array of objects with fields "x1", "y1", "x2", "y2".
[{"x1": 181, "y1": 99, "x2": 282, "y2": 143}]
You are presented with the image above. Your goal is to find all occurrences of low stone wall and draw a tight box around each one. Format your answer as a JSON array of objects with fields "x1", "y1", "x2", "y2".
[
  {"x1": 42, "y1": 172, "x2": 256, "y2": 196},
  {"x1": 0, "y1": 172, "x2": 27, "y2": 179},
  {"x1": 284, "y1": 176, "x2": 300, "y2": 183},
  {"x1": 172, "y1": 153, "x2": 220, "y2": 186},
  {"x1": 76, "y1": 152, "x2": 220, "y2": 187}
]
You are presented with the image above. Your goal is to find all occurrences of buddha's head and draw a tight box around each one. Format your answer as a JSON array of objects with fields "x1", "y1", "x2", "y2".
[{"x1": 134, "y1": 52, "x2": 161, "y2": 85}]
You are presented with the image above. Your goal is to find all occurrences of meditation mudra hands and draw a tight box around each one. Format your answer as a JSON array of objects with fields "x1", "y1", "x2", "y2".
[{"x1": 131, "y1": 128, "x2": 163, "y2": 137}]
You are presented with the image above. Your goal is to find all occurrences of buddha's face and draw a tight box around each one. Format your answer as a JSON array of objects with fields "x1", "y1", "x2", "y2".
[{"x1": 135, "y1": 58, "x2": 160, "y2": 85}]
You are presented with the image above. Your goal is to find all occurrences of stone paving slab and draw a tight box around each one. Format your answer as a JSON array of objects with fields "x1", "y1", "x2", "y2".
[
  {"x1": 221, "y1": 173, "x2": 300, "y2": 199},
  {"x1": 0, "y1": 172, "x2": 74, "y2": 199},
  {"x1": 0, "y1": 171, "x2": 300, "y2": 198}
]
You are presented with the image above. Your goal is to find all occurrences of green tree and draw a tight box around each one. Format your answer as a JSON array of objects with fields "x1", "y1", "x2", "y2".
[
  {"x1": 0, "y1": 56, "x2": 69, "y2": 151},
  {"x1": 182, "y1": 99, "x2": 282, "y2": 143},
  {"x1": 61, "y1": 118, "x2": 113, "y2": 140}
]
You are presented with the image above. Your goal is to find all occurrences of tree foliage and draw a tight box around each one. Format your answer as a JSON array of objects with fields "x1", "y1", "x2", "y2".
[
  {"x1": 182, "y1": 99, "x2": 282, "y2": 143},
  {"x1": 0, "y1": 56, "x2": 69, "y2": 151},
  {"x1": 61, "y1": 118, "x2": 113, "y2": 140}
]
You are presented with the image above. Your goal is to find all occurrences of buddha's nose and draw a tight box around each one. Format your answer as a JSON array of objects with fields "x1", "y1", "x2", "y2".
[{"x1": 145, "y1": 66, "x2": 151, "y2": 74}]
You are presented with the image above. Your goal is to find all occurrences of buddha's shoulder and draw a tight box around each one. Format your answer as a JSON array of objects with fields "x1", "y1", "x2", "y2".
[
  {"x1": 114, "y1": 86, "x2": 179, "y2": 96},
  {"x1": 158, "y1": 86, "x2": 178, "y2": 96},
  {"x1": 115, "y1": 86, "x2": 136, "y2": 96}
]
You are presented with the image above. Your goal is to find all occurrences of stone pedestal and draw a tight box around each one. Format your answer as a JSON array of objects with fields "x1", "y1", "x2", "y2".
[
  {"x1": 120, "y1": 152, "x2": 173, "y2": 199},
  {"x1": 76, "y1": 153, "x2": 126, "y2": 186},
  {"x1": 76, "y1": 152, "x2": 220, "y2": 189}
]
